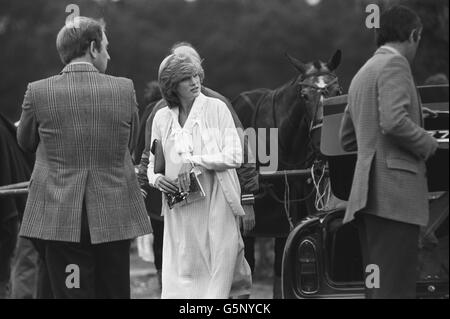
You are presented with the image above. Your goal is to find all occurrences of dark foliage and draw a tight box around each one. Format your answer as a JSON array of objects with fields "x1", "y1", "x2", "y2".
[{"x1": 0, "y1": 0, "x2": 447, "y2": 121}]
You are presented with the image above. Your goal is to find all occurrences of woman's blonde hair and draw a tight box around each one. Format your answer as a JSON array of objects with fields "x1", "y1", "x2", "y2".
[{"x1": 158, "y1": 54, "x2": 204, "y2": 109}]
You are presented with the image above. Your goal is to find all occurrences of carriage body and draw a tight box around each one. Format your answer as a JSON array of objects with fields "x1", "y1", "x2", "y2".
[{"x1": 282, "y1": 85, "x2": 449, "y2": 299}]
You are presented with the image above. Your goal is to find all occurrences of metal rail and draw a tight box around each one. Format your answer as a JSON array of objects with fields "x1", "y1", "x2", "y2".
[
  {"x1": 259, "y1": 168, "x2": 328, "y2": 179},
  {"x1": 0, "y1": 168, "x2": 325, "y2": 197},
  {"x1": 0, "y1": 181, "x2": 29, "y2": 190},
  {"x1": 0, "y1": 181, "x2": 29, "y2": 197},
  {"x1": 0, "y1": 188, "x2": 28, "y2": 197}
]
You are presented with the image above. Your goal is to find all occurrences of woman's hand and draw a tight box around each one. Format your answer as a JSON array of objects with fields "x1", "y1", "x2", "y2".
[
  {"x1": 240, "y1": 205, "x2": 256, "y2": 236},
  {"x1": 178, "y1": 162, "x2": 194, "y2": 193},
  {"x1": 155, "y1": 176, "x2": 178, "y2": 194}
]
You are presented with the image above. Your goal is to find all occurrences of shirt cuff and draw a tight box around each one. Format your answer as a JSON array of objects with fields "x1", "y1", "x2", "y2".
[{"x1": 148, "y1": 172, "x2": 164, "y2": 187}]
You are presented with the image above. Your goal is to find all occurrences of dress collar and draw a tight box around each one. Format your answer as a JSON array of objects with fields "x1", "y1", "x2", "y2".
[
  {"x1": 169, "y1": 93, "x2": 207, "y2": 156},
  {"x1": 169, "y1": 92, "x2": 206, "y2": 129}
]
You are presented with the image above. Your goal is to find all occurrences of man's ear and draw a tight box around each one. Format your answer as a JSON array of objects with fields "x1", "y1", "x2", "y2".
[
  {"x1": 89, "y1": 41, "x2": 98, "y2": 58},
  {"x1": 410, "y1": 28, "x2": 420, "y2": 43}
]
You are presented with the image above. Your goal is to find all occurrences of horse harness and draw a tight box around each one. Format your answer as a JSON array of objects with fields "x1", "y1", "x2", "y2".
[
  {"x1": 297, "y1": 71, "x2": 341, "y2": 134},
  {"x1": 242, "y1": 72, "x2": 341, "y2": 228}
]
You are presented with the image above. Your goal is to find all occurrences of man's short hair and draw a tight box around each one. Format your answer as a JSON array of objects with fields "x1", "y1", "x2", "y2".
[
  {"x1": 376, "y1": 5, "x2": 422, "y2": 47},
  {"x1": 56, "y1": 17, "x2": 105, "y2": 65}
]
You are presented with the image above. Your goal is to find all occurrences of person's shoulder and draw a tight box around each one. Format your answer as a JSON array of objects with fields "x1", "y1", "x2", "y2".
[
  {"x1": 384, "y1": 54, "x2": 409, "y2": 70},
  {"x1": 100, "y1": 74, "x2": 135, "y2": 89},
  {"x1": 373, "y1": 54, "x2": 411, "y2": 85},
  {"x1": 372, "y1": 50, "x2": 409, "y2": 71},
  {"x1": 28, "y1": 75, "x2": 62, "y2": 90},
  {"x1": 204, "y1": 94, "x2": 228, "y2": 111},
  {"x1": 103, "y1": 74, "x2": 132, "y2": 84},
  {"x1": 203, "y1": 96, "x2": 230, "y2": 122},
  {"x1": 356, "y1": 52, "x2": 408, "y2": 84},
  {"x1": 153, "y1": 105, "x2": 171, "y2": 122}
]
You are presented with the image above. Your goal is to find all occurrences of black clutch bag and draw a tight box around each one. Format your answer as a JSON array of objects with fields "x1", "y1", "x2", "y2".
[{"x1": 151, "y1": 139, "x2": 165, "y2": 174}]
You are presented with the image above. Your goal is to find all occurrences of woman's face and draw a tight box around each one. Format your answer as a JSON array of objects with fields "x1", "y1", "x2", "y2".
[{"x1": 176, "y1": 74, "x2": 201, "y2": 102}]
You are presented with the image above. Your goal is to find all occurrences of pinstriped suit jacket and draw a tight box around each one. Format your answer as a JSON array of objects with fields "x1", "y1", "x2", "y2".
[
  {"x1": 339, "y1": 47, "x2": 438, "y2": 227},
  {"x1": 17, "y1": 63, "x2": 152, "y2": 243}
]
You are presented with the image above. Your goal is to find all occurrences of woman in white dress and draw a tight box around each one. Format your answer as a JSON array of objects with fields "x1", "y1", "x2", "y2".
[{"x1": 147, "y1": 54, "x2": 251, "y2": 298}]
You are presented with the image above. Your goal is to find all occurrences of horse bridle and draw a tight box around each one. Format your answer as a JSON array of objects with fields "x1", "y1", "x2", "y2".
[
  {"x1": 297, "y1": 72, "x2": 342, "y2": 135},
  {"x1": 259, "y1": 72, "x2": 342, "y2": 210}
]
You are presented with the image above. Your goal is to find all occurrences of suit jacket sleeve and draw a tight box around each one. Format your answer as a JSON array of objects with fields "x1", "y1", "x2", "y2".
[
  {"x1": 339, "y1": 104, "x2": 357, "y2": 152},
  {"x1": 17, "y1": 84, "x2": 39, "y2": 153},
  {"x1": 147, "y1": 111, "x2": 164, "y2": 187},
  {"x1": 128, "y1": 80, "x2": 140, "y2": 156},
  {"x1": 378, "y1": 56, "x2": 438, "y2": 161}
]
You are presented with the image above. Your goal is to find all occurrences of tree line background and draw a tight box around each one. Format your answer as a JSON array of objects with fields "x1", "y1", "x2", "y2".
[{"x1": 0, "y1": 0, "x2": 448, "y2": 122}]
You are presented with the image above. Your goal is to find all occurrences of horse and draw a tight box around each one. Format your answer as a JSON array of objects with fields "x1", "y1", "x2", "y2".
[
  {"x1": 232, "y1": 50, "x2": 342, "y2": 297},
  {"x1": 0, "y1": 113, "x2": 35, "y2": 298}
]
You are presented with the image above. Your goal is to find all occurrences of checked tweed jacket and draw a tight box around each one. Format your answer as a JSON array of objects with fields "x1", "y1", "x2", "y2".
[
  {"x1": 17, "y1": 63, "x2": 152, "y2": 243},
  {"x1": 339, "y1": 47, "x2": 438, "y2": 227}
]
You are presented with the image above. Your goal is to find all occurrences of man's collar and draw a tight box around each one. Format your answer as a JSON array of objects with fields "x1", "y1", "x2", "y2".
[
  {"x1": 60, "y1": 62, "x2": 99, "y2": 74},
  {"x1": 380, "y1": 45, "x2": 401, "y2": 56},
  {"x1": 68, "y1": 61, "x2": 94, "y2": 66},
  {"x1": 377, "y1": 45, "x2": 402, "y2": 57}
]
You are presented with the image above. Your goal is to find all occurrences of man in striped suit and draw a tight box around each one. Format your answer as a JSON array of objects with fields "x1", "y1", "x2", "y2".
[
  {"x1": 340, "y1": 6, "x2": 438, "y2": 298},
  {"x1": 17, "y1": 17, "x2": 152, "y2": 298}
]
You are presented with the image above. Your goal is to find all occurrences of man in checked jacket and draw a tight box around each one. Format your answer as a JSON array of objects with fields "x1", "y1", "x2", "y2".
[
  {"x1": 17, "y1": 17, "x2": 152, "y2": 299},
  {"x1": 339, "y1": 6, "x2": 438, "y2": 298}
]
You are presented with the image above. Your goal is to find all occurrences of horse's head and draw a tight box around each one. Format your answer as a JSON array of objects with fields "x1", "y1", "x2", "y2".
[{"x1": 286, "y1": 50, "x2": 342, "y2": 155}]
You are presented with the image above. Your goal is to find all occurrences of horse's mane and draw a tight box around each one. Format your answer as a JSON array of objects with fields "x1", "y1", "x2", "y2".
[{"x1": 272, "y1": 76, "x2": 299, "y2": 96}]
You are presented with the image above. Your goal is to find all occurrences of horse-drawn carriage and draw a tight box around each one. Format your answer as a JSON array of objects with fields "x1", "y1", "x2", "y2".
[{"x1": 281, "y1": 85, "x2": 449, "y2": 299}]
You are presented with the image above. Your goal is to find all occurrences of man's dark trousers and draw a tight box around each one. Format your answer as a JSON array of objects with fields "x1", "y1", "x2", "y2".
[
  {"x1": 356, "y1": 213, "x2": 420, "y2": 299},
  {"x1": 33, "y1": 202, "x2": 131, "y2": 299}
]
